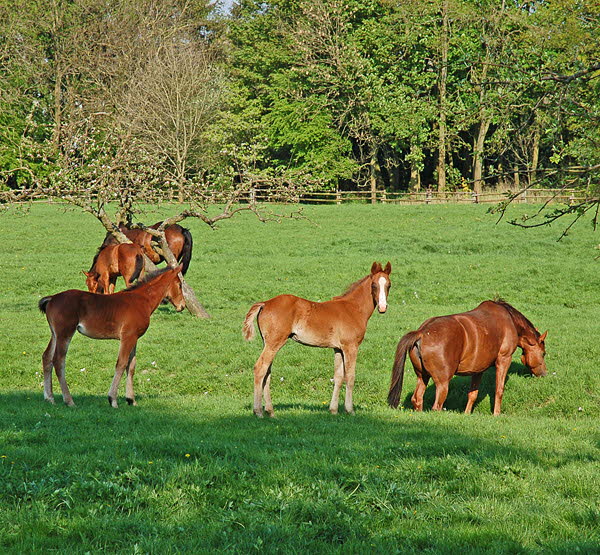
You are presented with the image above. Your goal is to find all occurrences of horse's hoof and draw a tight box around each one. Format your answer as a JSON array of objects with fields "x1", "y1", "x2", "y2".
[
  {"x1": 44, "y1": 397, "x2": 55, "y2": 405},
  {"x1": 126, "y1": 398, "x2": 137, "y2": 406},
  {"x1": 266, "y1": 410, "x2": 275, "y2": 418},
  {"x1": 345, "y1": 409, "x2": 355, "y2": 415},
  {"x1": 66, "y1": 402, "x2": 76, "y2": 408},
  {"x1": 329, "y1": 408, "x2": 338, "y2": 415},
  {"x1": 253, "y1": 410, "x2": 264, "y2": 418}
]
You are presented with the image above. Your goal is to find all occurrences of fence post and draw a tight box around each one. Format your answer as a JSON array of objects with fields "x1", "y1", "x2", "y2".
[
  {"x1": 382, "y1": 189, "x2": 387, "y2": 204},
  {"x1": 336, "y1": 188, "x2": 341, "y2": 205},
  {"x1": 472, "y1": 191, "x2": 479, "y2": 204},
  {"x1": 426, "y1": 187, "x2": 432, "y2": 204}
]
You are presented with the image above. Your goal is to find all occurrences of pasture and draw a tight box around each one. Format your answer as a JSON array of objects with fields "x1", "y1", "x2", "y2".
[{"x1": 0, "y1": 202, "x2": 599, "y2": 552}]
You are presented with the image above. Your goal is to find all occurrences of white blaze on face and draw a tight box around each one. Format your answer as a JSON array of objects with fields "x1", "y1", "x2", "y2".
[{"x1": 378, "y1": 276, "x2": 388, "y2": 312}]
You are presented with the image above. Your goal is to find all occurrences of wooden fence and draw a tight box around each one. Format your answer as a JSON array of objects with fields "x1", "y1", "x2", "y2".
[
  {"x1": 1, "y1": 187, "x2": 589, "y2": 206},
  {"x1": 242, "y1": 188, "x2": 589, "y2": 205}
]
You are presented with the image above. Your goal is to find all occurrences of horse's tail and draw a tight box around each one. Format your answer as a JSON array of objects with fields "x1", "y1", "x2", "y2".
[
  {"x1": 131, "y1": 249, "x2": 144, "y2": 283},
  {"x1": 243, "y1": 302, "x2": 265, "y2": 341},
  {"x1": 178, "y1": 227, "x2": 193, "y2": 276},
  {"x1": 38, "y1": 296, "x2": 53, "y2": 314},
  {"x1": 388, "y1": 330, "x2": 421, "y2": 408}
]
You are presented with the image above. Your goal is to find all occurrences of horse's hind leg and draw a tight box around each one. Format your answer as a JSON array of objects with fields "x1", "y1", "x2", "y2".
[
  {"x1": 410, "y1": 348, "x2": 430, "y2": 411},
  {"x1": 108, "y1": 336, "x2": 137, "y2": 408},
  {"x1": 329, "y1": 349, "x2": 344, "y2": 414},
  {"x1": 42, "y1": 333, "x2": 56, "y2": 403},
  {"x1": 52, "y1": 333, "x2": 76, "y2": 407},
  {"x1": 431, "y1": 377, "x2": 449, "y2": 411},
  {"x1": 125, "y1": 346, "x2": 137, "y2": 406},
  {"x1": 253, "y1": 339, "x2": 286, "y2": 417},
  {"x1": 411, "y1": 373, "x2": 430, "y2": 411},
  {"x1": 263, "y1": 366, "x2": 274, "y2": 417}
]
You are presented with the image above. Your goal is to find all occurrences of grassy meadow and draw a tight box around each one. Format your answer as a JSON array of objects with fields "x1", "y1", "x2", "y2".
[{"x1": 0, "y1": 201, "x2": 599, "y2": 553}]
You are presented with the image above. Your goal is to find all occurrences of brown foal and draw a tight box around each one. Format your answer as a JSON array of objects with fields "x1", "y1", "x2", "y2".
[
  {"x1": 388, "y1": 300, "x2": 547, "y2": 415},
  {"x1": 243, "y1": 262, "x2": 392, "y2": 417},
  {"x1": 39, "y1": 264, "x2": 185, "y2": 408},
  {"x1": 84, "y1": 243, "x2": 144, "y2": 294}
]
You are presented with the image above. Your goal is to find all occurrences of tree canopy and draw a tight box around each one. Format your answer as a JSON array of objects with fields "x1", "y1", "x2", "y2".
[{"x1": 1, "y1": 0, "x2": 598, "y2": 196}]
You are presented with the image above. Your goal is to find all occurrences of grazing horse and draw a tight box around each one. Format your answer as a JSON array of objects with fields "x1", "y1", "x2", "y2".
[
  {"x1": 102, "y1": 223, "x2": 193, "y2": 275},
  {"x1": 39, "y1": 265, "x2": 185, "y2": 408},
  {"x1": 387, "y1": 300, "x2": 547, "y2": 415},
  {"x1": 243, "y1": 262, "x2": 392, "y2": 417},
  {"x1": 84, "y1": 243, "x2": 144, "y2": 294}
]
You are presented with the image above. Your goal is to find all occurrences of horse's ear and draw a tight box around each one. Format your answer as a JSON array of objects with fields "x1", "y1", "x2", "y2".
[
  {"x1": 174, "y1": 263, "x2": 184, "y2": 275},
  {"x1": 371, "y1": 262, "x2": 382, "y2": 275},
  {"x1": 82, "y1": 270, "x2": 90, "y2": 277},
  {"x1": 384, "y1": 261, "x2": 392, "y2": 275},
  {"x1": 539, "y1": 330, "x2": 547, "y2": 342}
]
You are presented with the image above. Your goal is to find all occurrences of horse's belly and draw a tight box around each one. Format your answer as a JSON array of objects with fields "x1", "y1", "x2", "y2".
[
  {"x1": 290, "y1": 325, "x2": 333, "y2": 348},
  {"x1": 77, "y1": 321, "x2": 118, "y2": 340}
]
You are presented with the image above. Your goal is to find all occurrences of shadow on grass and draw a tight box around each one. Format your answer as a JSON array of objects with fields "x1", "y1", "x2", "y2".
[
  {"x1": 401, "y1": 361, "x2": 538, "y2": 413},
  {"x1": 0, "y1": 391, "x2": 597, "y2": 553}
]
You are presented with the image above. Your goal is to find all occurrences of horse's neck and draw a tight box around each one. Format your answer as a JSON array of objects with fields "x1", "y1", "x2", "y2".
[
  {"x1": 506, "y1": 309, "x2": 535, "y2": 344},
  {"x1": 133, "y1": 274, "x2": 173, "y2": 313},
  {"x1": 339, "y1": 279, "x2": 375, "y2": 323}
]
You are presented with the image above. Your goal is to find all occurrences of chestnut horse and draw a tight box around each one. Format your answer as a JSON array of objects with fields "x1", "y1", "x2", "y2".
[
  {"x1": 243, "y1": 262, "x2": 392, "y2": 417},
  {"x1": 39, "y1": 264, "x2": 185, "y2": 408},
  {"x1": 84, "y1": 243, "x2": 144, "y2": 294},
  {"x1": 388, "y1": 300, "x2": 547, "y2": 415},
  {"x1": 102, "y1": 223, "x2": 193, "y2": 275}
]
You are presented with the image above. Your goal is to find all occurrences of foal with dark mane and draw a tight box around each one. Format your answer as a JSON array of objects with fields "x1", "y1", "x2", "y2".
[
  {"x1": 244, "y1": 262, "x2": 392, "y2": 417},
  {"x1": 39, "y1": 264, "x2": 185, "y2": 408},
  {"x1": 84, "y1": 243, "x2": 144, "y2": 294},
  {"x1": 388, "y1": 300, "x2": 547, "y2": 415}
]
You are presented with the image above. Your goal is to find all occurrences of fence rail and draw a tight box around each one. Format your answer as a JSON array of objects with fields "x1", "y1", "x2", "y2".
[
  {"x1": 1, "y1": 187, "x2": 590, "y2": 206},
  {"x1": 241, "y1": 188, "x2": 590, "y2": 205}
]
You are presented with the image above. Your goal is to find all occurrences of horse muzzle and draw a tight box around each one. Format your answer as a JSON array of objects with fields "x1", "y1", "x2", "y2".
[
  {"x1": 531, "y1": 365, "x2": 547, "y2": 377},
  {"x1": 378, "y1": 305, "x2": 387, "y2": 314}
]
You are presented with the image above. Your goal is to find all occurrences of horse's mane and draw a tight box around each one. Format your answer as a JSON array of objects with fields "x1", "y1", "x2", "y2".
[
  {"x1": 333, "y1": 275, "x2": 370, "y2": 300},
  {"x1": 124, "y1": 267, "x2": 171, "y2": 291},
  {"x1": 88, "y1": 245, "x2": 105, "y2": 273},
  {"x1": 493, "y1": 299, "x2": 539, "y2": 338}
]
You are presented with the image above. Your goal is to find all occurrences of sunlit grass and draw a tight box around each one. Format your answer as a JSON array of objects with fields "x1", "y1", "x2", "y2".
[{"x1": 0, "y1": 202, "x2": 598, "y2": 551}]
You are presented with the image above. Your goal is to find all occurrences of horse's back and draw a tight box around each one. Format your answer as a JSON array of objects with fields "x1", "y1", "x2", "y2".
[{"x1": 417, "y1": 303, "x2": 518, "y2": 374}]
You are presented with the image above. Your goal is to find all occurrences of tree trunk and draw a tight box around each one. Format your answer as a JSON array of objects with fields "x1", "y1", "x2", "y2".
[
  {"x1": 370, "y1": 144, "x2": 379, "y2": 204},
  {"x1": 409, "y1": 144, "x2": 421, "y2": 191},
  {"x1": 473, "y1": 117, "x2": 491, "y2": 195},
  {"x1": 530, "y1": 123, "x2": 540, "y2": 187},
  {"x1": 154, "y1": 231, "x2": 210, "y2": 319},
  {"x1": 437, "y1": 0, "x2": 449, "y2": 192}
]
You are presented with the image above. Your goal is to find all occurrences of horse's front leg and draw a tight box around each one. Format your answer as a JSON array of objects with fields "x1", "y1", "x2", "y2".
[
  {"x1": 125, "y1": 345, "x2": 138, "y2": 406},
  {"x1": 108, "y1": 336, "x2": 137, "y2": 408},
  {"x1": 342, "y1": 345, "x2": 358, "y2": 414},
  {"x1": 329, "y1": 349, "x2": 344, "y2": 414},
  {"x1": 464, "y1": 373, "x2": 483, "y2": 414},
  {"x1": 493, "y1": 355, "x2": 512, "y2": 416}
]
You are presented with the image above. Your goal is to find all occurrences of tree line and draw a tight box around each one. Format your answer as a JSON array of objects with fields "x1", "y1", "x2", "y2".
[{"x1": 1, "y1": 0, "x2": 598, "y2": 198}]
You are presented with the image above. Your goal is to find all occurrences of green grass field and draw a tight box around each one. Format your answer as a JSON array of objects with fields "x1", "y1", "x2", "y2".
[{"x1": 0, "y1": 202, "x2": 599, "y2": 553}]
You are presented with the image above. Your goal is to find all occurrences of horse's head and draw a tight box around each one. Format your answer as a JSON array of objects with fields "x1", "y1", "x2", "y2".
[
  {"x1": 370, "y1": 261, "x2": 392, "y2": 313},
  {"x1": 83, "y1": 270, "x2": 101, "y2": 294},
  {"x1": 164, "y1": 264, "x2": 186, "y2": 312},
  {"x1": 520, "y1": 330, "x2": 548, "y2": 377}
]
